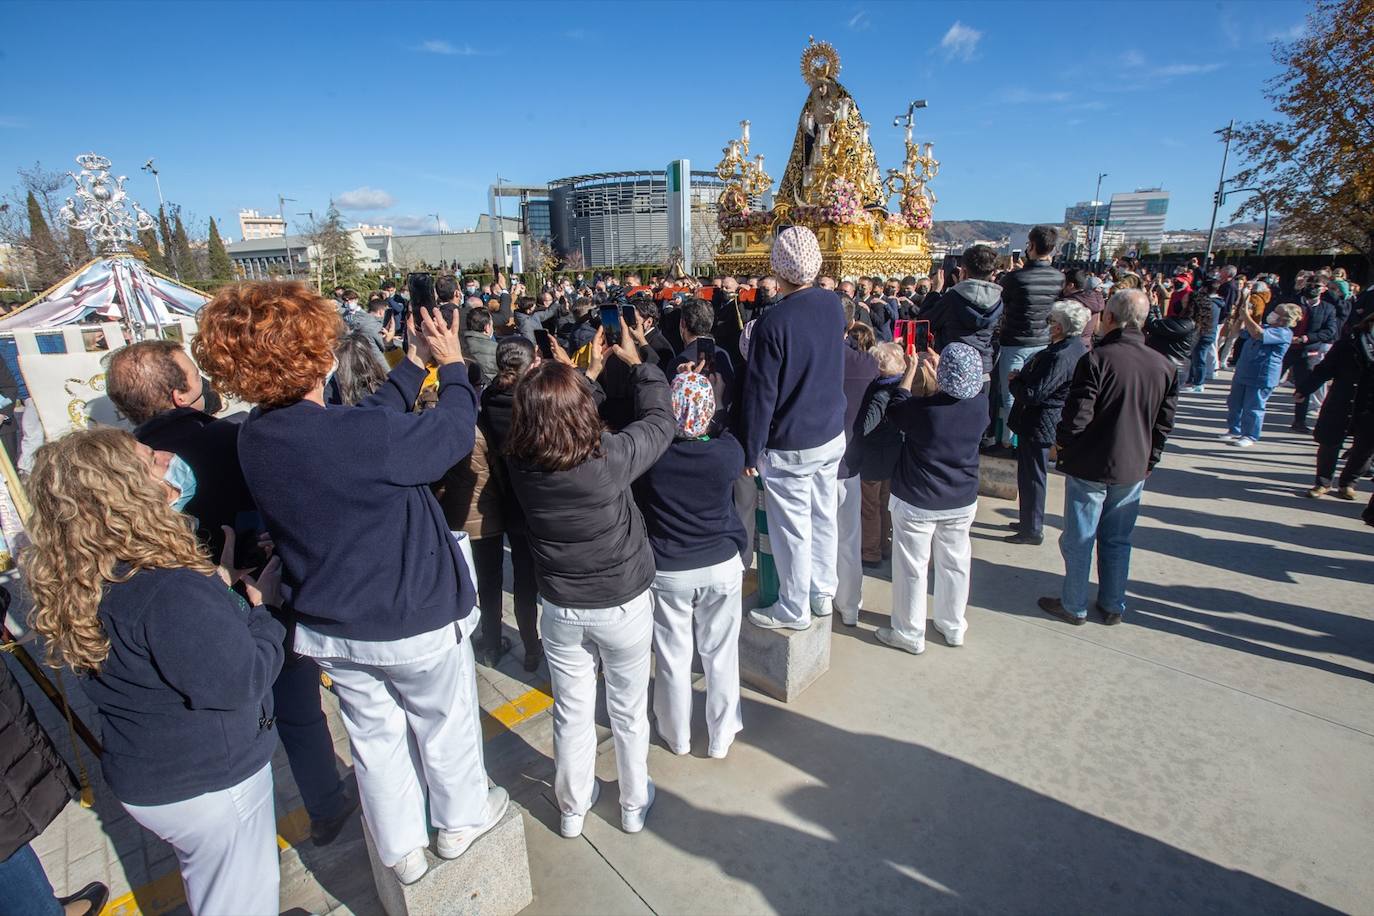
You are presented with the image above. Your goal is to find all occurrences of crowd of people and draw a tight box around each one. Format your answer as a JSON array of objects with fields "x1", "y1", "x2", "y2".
[{"x1": 4, "y1": 222, "x2": 1372, "y2": 915}]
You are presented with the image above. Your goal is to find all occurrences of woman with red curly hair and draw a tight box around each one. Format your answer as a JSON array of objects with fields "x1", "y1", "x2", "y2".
[{"x1": 193, "y1": 282, "x2": 507, "y2": 886}]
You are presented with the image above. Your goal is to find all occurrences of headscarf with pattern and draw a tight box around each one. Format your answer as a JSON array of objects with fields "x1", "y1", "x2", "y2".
[
  {"x1": 936, "y1": 342, "x2": 984, "y2": 400},
  {"x1": 769, "y1": 225, "x2": 823, "y2": 286},
  {"x1": 671, "y1": 371, "x2": 716, "y2": 438}
]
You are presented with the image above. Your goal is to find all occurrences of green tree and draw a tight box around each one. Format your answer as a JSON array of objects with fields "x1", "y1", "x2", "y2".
[
  {"x1": 157, "y1": 206, "x2": 182, "y2": 279},
  {"x1": 207, "y1": 217, "x2": 234, "y2": 282},
  {"x1": 25, "y1": 190, "x2": 64, "y2": 285},
  {"x1": 308, "y1": 204, "x2": 361, "y2": 290},
  {"x1": 172, "y1": 211, "x2": 197, "y2": 281},
  {"x1": 137, "y1": 227, "x2": 169, "y2": 273},
  {"x1": 67, "y1": 226, "x2": 92, "y2": 263}
]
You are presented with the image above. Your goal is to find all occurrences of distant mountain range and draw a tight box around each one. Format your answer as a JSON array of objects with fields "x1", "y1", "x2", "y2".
[{"x1": 930, "y1": 218, "x2": 1278, "y2": 249}]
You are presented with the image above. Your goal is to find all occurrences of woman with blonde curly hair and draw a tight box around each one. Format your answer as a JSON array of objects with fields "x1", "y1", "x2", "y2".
[
  {"x1": 23, "y1": 427, "x2": 285, "y2": 916},
  {"x1": 193, "y1": 281, "x2": 506, "y2": 886}
]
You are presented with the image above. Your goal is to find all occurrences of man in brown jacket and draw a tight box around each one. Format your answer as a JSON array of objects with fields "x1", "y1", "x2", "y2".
[{"x1": 1039, "y1": 289, "x2": 1178, "y2": 626}]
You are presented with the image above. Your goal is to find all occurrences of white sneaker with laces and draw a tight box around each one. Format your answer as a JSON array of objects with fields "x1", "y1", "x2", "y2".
[
  {"x1": 749, "y1": 606, "x2": 811, "y2": 631},
  {"x1": 809, "y1": 595, "x2": 833, "y2": 617},
  {"x1": 392, "y1": 847, "x2": 428, "y2": 885},
  {"x1": 936, "y1": 626, "x2": 964, "y2": 647},
  {"x1": 1232, "y1": 436, "x2": 1255, "y2": 448},
  {"x1": 838, "y1": 606, "x2": 859, "y2": 627},
  {"x1": 621, "y1": 781, "x2": 656, "y2": 834},
  {"x1": 1219, "y1": 433, "x2": 1240, "y2": 441},
  {"x1": 560, "y1": 781, "x2": 600, "y2": 839},
  {"x1": 875, "y1": 626, "x2": 925, "y2": 655},
  {"x1": 437, "y1": 786, "x2": 510, "y2": 859}
]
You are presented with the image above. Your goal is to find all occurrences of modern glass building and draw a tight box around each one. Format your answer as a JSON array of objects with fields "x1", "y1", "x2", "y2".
[
  {"x1": 1106, "y1": 189, "x2": 1170, "y2": 252},
  {"x1": 548, "y1": 171, "x2": 725, "y2": 268}
]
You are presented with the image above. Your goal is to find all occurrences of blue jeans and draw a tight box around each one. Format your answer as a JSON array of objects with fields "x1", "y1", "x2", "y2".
[
  {"x1": 1187, "y1": 334, "x2": 1217, "y2": 387},
  {"x1": 1059, "y1": 475, "x2": 1145, "y2": 616},
  {"x1": 0, "y1": 844, "x2": 62, "y2": 916},
  {"x1": 1226, "y1": 381, "x2": 1273, "y2": 440},
  {"x1": 273, "y1": 656, "x2": 350, "y2": 822},
  {"x1": 994, "y1": 343, "x2": 1046, "y2": 445}
]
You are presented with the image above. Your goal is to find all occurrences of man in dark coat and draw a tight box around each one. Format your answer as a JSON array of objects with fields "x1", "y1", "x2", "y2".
[
  {"x1": 1039, "y1": 290, "x2": 1178, "y2": 626},
  {"x1": 922, "y1": 244, "x2": 1004, "y2": 373},
  {"x1": 993, "y1": 225, "x2": 1065, "y2": 448}
]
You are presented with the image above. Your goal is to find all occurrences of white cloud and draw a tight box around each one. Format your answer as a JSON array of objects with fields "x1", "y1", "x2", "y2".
[
  {"x1": 1268, "y1": 22, "x2": 1306, "y2": 41},
  {"x1": 1151, "y1": 63, "x2": 1223, "y2": 78},
  {"x1": 390, "y1": 214, "x2": 450, "y2": 234},
  {"x1": 335, "y1": 187, "x2": 396, "y2": 211},
  {"x1": 847, "y1": 10, "x2": 871, "y2": 31},
  {"x1": 939, "y1": 21, "x2": 982, "y2": 61},
  {"x1": 416, "y1": 39, "x2": 484, "y2": 56}
]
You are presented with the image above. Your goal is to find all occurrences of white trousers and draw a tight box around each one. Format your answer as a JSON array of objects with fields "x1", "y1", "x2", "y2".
[
  {"x1": 835, "y1": 475, "x2": 865, "y2": 616},
  {"x1": 317, "y1": 638, "x2": 489, "y2": 867},
  {"x1": 542, "y1": 590, "x2": 654, "y2": 816},
  {"x1": 650, "y1": 563, "x2": 743, "y2": 755},
  {"x1": 759, "y1": 432, "x2": 845, "y2": 623},
  {"x1": 889, "y1": 497, "x2": 977, "y2": 649},
  {"x1": 122, "y1": 763, "x2": 277, "y2": 916}
]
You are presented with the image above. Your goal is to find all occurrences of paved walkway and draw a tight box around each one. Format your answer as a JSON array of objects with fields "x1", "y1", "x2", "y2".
[{"x1": 12, "y1": 382, "x2": 1373, "y2": 914}]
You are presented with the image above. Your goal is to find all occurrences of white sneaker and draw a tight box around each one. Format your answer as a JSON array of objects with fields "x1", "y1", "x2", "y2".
[
  {"x1": 437, "y1": 786, "x2": 509, "y2": 859},
  {"x1": 875, "y1": 627, "x2": 925, "y2": 655},
  {"x1": 838, "y1": 607, "x2": 859, "y2": 627},
  {"x1": 1232, "y1": 436, "x2": 1255, "y2": 448},
  {"x1": 559, "y1": 781, "x2": 599, "y2": 839},
  {"x1": 392, "y1": 847, "x2": 428, "y2": 885},
  {"x1": 809, "y1": 595, "x2": 833, "y2": 617},
  {"x1": 936, "y1": 626, "x2": 964, "y2": 647},
  {"x1": 621, "y1": 781, "x2": 656, "y2": 834},
  {"x1": 749, "y1": 606, "x2": 811, "y2": 631},
  {"x1": 1218, "y1": 433, "x2": 1240, "y2": 441},
  {"x1": 707, "y1": 741, "x2": 732, "y2": 759}
]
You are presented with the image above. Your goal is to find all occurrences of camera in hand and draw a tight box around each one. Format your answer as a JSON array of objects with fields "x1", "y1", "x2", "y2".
[
  {"x1": 534, "y1": 328, "x2": 554, "y2": 360},
  {"x1": 600, "y1": 304, "x2": 623, "y2": 346},
  {"x1": 407, "y1": 272, "x2": 436, "y2": 328}
]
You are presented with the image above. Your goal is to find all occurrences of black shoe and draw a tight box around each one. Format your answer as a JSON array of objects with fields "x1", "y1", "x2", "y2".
[
  {"x1": 1290, "y1": 424, "x2": 1311, "y2": 433},
  {"x1": 1095, "y1": 604, "x2": 1123, "y2": 626},
  {"x1": 310, "y1": 784, "x2": 360, "y2": 847},
  {"x1": 58, "y1": 883, "x2": 109, "y2": 916},
  {"x1": 1006, "y1": 521, "x2": 1024, "y2": 530},
  {"x1": 479, "y1": 634, "x2": 512, "y2": 668},
  {"x1": 1037, "y1": 596, "x2": 1085, "y2": 626},
  {"x1": 522, "y1": 640, "x2": 545, "y2": 673},
  {"x1": 1004, "y1": 532, "x2": 1044, "y2": 546}
]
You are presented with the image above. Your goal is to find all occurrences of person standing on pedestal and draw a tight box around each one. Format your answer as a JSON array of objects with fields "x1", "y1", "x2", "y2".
[
  {"x1": 194, "y1": 283, "x2": 508, "y2": 888},
  {"x1": 740, "y1": 226, "x2": 847, "y2": 630}
]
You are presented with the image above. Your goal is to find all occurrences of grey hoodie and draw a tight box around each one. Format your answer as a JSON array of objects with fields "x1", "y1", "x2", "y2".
[{"x1": 923, "y1": 279, "x2": 1004, "y2": 373}]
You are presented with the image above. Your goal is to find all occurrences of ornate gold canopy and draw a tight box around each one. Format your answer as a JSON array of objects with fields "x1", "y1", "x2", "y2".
[{"x1": 714, "y1": 38, "x2": 938, "y2": 279}]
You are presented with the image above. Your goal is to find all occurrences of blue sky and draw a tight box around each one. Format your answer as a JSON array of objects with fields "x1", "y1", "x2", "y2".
[{"x1": 0, "y1": 0, "x2": 1309, "y2": 241}]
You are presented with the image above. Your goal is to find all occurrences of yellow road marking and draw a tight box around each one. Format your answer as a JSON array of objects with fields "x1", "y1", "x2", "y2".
[{"x1": 100, "y1": 683, "x2": 554, "y2": 916}]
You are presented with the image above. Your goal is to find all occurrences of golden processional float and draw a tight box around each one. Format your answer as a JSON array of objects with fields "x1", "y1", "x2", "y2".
[{"x1": 714, "y1": 38, "x2": 940, "y2": 279}]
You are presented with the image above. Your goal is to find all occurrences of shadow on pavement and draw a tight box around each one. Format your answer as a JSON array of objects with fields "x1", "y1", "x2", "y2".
[{"x1": 650, "y1": 699, "x2": 1338, "y2": 914}]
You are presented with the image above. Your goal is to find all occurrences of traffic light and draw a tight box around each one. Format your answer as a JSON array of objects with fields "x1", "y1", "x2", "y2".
[{"x1": 1212, "y1": 190, "x2": 1225, "y2": 206}]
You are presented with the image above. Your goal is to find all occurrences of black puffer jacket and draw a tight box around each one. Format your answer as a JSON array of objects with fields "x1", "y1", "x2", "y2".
[
  {"x1": 506, "y1": 364, "x2": 674, "y2": 608},
  {"x1": 1, "y1": 643, "x2": 77, "y2": 861},
  {"x1": 1000, "y1": 260, "x2": 1066, "y2": 347},
  {"x1": 1144, "y1": 316, "x2": 1198, "y2": 370},
  {"x1": 1299, "y1": 327, "x2": 1374, "y2": 445},
  {"x1": 1008, "y1": 336, "x2": 1087, "y2": 446}
]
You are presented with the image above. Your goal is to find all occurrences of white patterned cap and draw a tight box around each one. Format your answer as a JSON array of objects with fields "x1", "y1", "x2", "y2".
[{"x1": 770, "y1": 226, "x2": 823, "y2": 286}]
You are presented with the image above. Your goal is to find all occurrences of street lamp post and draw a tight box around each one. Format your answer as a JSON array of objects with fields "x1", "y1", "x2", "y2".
[
  {"x1": 142, "y1": 158, "x2": 182, "y2": 280},
  {"x1": 1090, "y1": 171, "x2": 1107, "y2": 268},
  {"x1": 1202, "y1": 120, "x2": 1235, "y2": 271},
  {"x1": 493, "y1": 176, "x2": 508, "y2": 275},
  {"x1": 296, "y1": 211, "x2": 315, "y2": 286},
  {"x1": 1221, "y1": 185, "x2": 1271, "y2": 256},
  {"x1": 431, "y1": 213, "x2": 443, "y2": 268},
  {"x1": 278, "y1": 194, "x2": 297, "y2": 279}
]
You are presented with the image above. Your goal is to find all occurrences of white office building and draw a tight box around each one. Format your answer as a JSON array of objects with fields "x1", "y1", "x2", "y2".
[
  {"x1": 1106, "y1": 189, "x2": 1169, "y2": 252},
  {"x1": 238, "y1": 209, "x2": 287, "y2": 241}
]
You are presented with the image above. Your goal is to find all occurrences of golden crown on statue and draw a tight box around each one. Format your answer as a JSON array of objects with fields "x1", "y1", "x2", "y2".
[{"x1": 714, "y1": 38, "x2": 937, "y2": 279}]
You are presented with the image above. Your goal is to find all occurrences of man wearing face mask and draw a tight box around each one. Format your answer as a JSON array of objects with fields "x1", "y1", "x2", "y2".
[{"x1": 105, "y1": 339, "x2": 361, "y2": 849}]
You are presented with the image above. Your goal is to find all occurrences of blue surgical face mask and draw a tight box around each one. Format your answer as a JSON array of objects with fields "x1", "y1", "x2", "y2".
[{"x1": 164, "y1": 454, "x2": 198, "y2": 513}]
